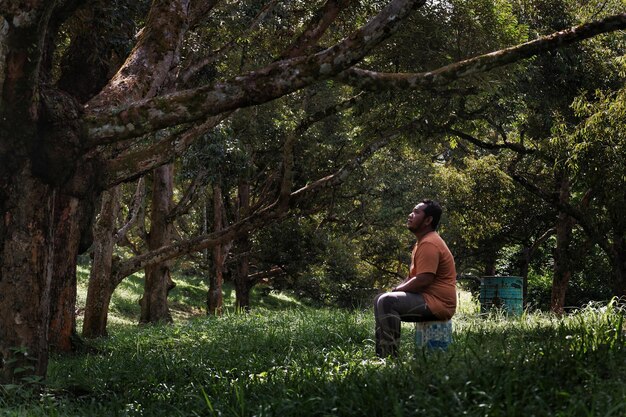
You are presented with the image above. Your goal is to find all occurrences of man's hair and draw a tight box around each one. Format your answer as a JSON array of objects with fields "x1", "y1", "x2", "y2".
[{"x1": 421, "y1": 199, "x2": 442, "y2": 230}]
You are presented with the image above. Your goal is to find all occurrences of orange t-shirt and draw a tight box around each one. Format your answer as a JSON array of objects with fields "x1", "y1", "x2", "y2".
[{"x1": 409, "y1": 232, "x2": 457, "y2": 320}]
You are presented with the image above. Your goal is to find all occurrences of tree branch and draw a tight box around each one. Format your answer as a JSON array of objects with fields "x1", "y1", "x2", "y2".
[
  {"x1": 446, "y1": 127, "x2": 543, "y2": 157},
  {"x1": 114, "y1": 177, "x2": 146, "y2": 242},
  {"x1": 336, "y1": 13, "x2": 626, "y2": 90},
  {"x1": 166, "y1": 168, "x2": 209, "y2": 222},
  {"x1": 280, "y1": 0, "x2": 353, "y2": 59},
  {"x1": 84, "y1": 0, "x2": 426, "y2": 145},
  {"x1": 179, "y1": 0, "x2": 280, "y2": 86},
  {"x1": 86, "y1": 0, "x2": 190, "y2": 109},
  {"x1": 188, "y1": 0, "x2": 220, "y2": 29},
  {"x1": 509, "y1": 171, "x2": 615, "y2": 259},
  {"x1": 103, "y1": 113, "x2": 228, "y2": 187},
  {"x1": 111, "y1": 114, "x2": 424, "y2": 281},
  {"x1": 528, "y1": 227, "x2": 556, "y2": 259}
]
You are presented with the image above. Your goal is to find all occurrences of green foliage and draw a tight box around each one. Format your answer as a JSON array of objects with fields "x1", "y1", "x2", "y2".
[
  {"x1": 4, "y1": 301, "x2": 626, "y2": 416},
  {"x1": 567, "y1": 88, "x2": 626, "y2": 222}
]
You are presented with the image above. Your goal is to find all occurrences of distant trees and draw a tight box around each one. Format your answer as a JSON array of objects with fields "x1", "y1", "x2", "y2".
[{"x1": 425, "y1": 0, "x2": 626, "y2": 313}]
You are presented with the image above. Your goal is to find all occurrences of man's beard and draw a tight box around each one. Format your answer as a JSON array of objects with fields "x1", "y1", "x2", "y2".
[{"x1": 407, "y1": 219, "x2": 422, "y2": 233}]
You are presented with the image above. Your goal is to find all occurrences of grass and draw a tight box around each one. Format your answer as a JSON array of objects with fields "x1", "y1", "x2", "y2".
[{"x1": 2, "y1": 274, "x2": 626, "y2": 416}]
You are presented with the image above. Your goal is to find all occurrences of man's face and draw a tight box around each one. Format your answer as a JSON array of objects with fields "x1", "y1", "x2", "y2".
[{"x1": 407, "y1": 203, "x2": 429, "y2": 233}]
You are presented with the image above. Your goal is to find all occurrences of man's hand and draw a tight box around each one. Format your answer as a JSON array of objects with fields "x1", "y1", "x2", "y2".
[{"x1": 392, "y1": 273, "x2": 435, "y2": 293}]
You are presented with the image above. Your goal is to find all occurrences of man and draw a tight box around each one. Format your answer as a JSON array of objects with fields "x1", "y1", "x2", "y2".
[{"x1": 374, "y1": 199, "x2": 457, "y2": 358}]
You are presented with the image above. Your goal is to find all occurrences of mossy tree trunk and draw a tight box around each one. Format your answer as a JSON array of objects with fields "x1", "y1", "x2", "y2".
[
  {"x1": 140, "y1": 165, "x2": 176, "y2": 324},
  {"x1": 83, "y1": 186, "x2": 121, "y2": 338}
]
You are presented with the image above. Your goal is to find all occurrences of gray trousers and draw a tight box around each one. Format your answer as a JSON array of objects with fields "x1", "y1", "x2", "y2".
[{"x1": 374, "y1": 291, "x2": 436, "y2": 357}]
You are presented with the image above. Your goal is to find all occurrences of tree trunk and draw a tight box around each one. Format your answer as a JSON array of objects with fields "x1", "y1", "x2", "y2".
[
  {"x1": 47, "y1": 194, "x2": 84, "y2": 352},
  {"x1": 484, "y1": 256, "x2": 497, "y2": 276},
  {"x1": 518, "y1": 246, "x2": 531, "y2": 306},
  {"x1": 518, "y1": 228, "x2": 555, "y2": 308},
  {"x1": 0, "y1": 166, "x2": 55, "y2": 382},
  {"x1": 610, "y1": 238, "x2": 626, "y2": 297},
  {"x1": 0, "y1": 8, "x2": 92, "y2": 380},
  {"x1": 0, "y1": 167, "x2": 90, "y2": 380},
  {"x1": 551, "y1": 176, "x2": 574, "y2": 315},
  {"x1": 140, "y1": 165, "x2": 176, "y2": 324},
  {"x1": 234, "y1": 272, "x2": 253, "y2": 312},
  {"x1": 83, "y1": 186, "x2": 120, "y2": 338},
  {"x1": 208, "y1": 183, "x2": 225, "y2": 316},
  {"x1": 234, "y1": 180, "x2": 252, "y2": 312}
]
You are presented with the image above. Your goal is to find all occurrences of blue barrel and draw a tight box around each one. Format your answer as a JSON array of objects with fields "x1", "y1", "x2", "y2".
[{"x1": 480, "y1": 276, "x2": 523, "y2": 315}]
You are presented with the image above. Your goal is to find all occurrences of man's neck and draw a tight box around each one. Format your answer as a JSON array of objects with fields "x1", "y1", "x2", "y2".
[{"x1": 414, "y1": 229, "x2": 435, "y2": 240}]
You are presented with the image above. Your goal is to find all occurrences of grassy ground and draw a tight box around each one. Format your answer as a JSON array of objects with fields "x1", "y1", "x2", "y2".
[{"x1": 1, "y1": 272, "x2": 625, "y2": 416}]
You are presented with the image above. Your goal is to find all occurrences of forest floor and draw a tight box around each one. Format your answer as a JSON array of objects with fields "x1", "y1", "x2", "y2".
[{"x1": 2, "y1": 269, "x2": 625, "y2": 416}]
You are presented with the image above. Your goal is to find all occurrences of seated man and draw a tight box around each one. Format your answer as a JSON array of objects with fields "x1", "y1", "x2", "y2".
[{"x1": 374, "y1": 199, "x2": 457, "y2": 358}]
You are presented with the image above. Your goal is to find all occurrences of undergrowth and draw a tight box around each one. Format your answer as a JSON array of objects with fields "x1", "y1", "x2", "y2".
[{"x1": 1, "y1": 297, "x2": 625, "y2": 416}]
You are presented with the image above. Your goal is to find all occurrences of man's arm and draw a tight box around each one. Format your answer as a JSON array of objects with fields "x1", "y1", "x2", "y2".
[{"x1": 393, "y1": 273, "x2": 435, "y2": 292}]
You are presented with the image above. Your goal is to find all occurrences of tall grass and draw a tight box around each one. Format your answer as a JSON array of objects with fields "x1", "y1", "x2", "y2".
[{"x1": 2, "y1": 295, "x2": 625, "y2": 416}]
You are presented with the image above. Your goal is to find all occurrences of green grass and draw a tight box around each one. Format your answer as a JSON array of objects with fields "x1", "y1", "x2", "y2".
[{"x1": 2, "y1": 275, "x2": 625, "y2": 416}]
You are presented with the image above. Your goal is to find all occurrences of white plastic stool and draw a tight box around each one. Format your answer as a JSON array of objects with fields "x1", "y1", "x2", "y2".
[{"x1": 415, "y1": 320, "x2": 452, "y2": 351}]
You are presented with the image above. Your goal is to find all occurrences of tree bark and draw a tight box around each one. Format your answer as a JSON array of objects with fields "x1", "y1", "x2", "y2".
[
  {"x1": 140, "y1": 165, "x2": 176, "y2": 324},
  {"x1": 0, "y1": 3, "x2": 92, "y2": 381},
  {"x1": 82, "y1": 186, "x2": 121, "y2": 338},
  {"x1": 551, "y1": 175, "x2": 574, "y2": 315},
  {"x1": 208, "y1": 183, "x2": 225, "y2": 316},
  {"x1": 0, "y1": 166, "x2": 54, "y2": 382},
  {"x1": 47, "y1": 194, "x2": 84, "y2": 352},
  {"x1": 610, "y1": 237, "x2": 626, "y2": 297},
  {"x1": 233, "y1": 180, "x2": 252, "y2": 311}
]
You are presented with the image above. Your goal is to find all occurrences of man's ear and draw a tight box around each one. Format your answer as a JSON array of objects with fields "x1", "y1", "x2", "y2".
[{"x1": 425, "y1": 216, "x2": 433, "y2": 228}]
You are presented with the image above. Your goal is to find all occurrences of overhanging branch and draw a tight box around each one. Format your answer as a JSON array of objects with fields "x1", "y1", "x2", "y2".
[
  {"x1": 84, "y1": 0, "x2": 426, "y2": 145},
  {"x1": 103, "y1": 114, "x2": 228, "y2": 187},
  {"x1": 336, "y1": 13, "x2": 626, "y2": 90}
]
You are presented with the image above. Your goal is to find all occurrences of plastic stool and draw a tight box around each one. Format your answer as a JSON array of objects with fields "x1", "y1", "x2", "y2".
[{"x1": 415, "y1": 320, "x2": 452, "y2": 351}]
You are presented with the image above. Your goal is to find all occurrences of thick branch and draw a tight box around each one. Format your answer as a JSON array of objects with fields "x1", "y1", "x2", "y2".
[
  {"x1": 86, "y1": 0, "x2": 190, "y2": 108},
  {"x1": 336, "y1": 13, "x2": 626, "y2": 90},
  {"x1": 84, "y1": 0, "x2": 426, "y2": 145},
  {"x1": 103, "y1": 114, "x2": 227, "y2": 187}
]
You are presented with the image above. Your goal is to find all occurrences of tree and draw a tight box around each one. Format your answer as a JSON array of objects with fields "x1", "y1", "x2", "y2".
[
  {"x1": 1, "y1": 0, "x2": 625, "y2": 384},
  {"x1": 433, "y1": 0, "x2": 626, "y2": 312}
]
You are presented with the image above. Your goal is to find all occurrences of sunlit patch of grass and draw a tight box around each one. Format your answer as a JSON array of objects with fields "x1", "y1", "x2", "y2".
[
  {"x1": 108, "y1": 273, "x2": 144, "y2": 321},
  {"x1": 75, "y1": 265, "x2": 90, "y2": 312},
  {"x1": 456, "y1": 288, "x2": 480, "y2": 316}
]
